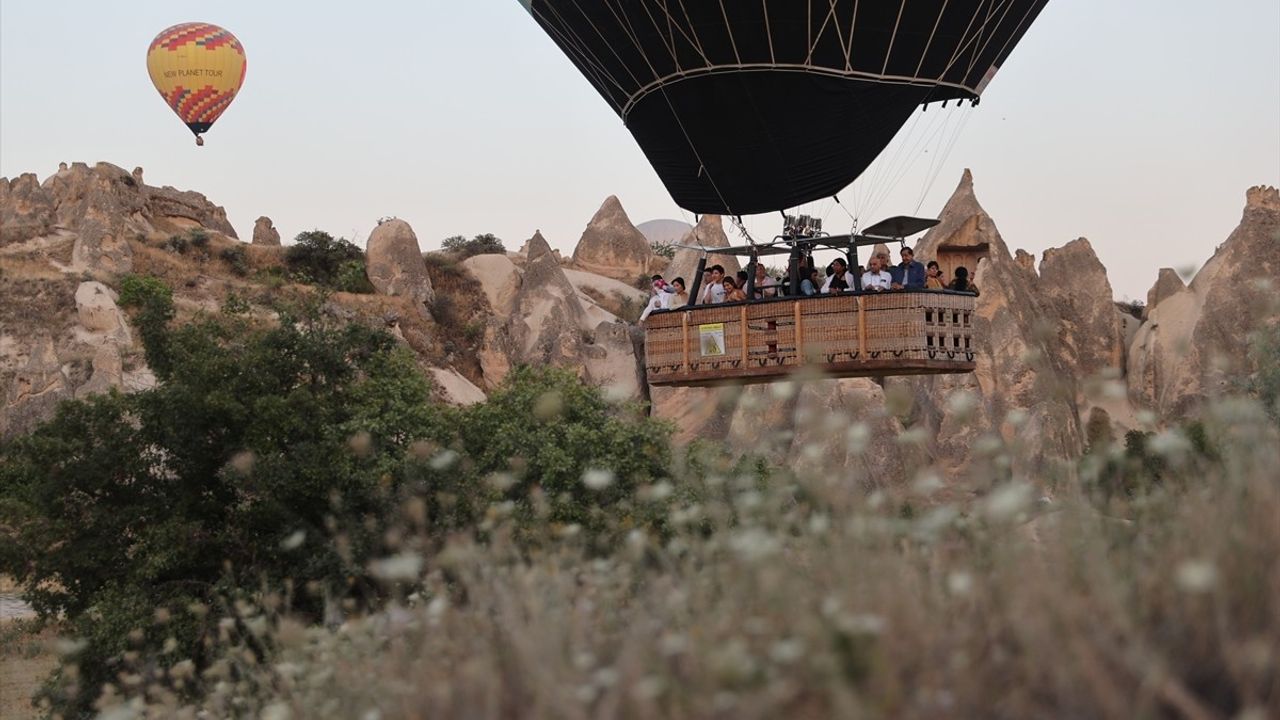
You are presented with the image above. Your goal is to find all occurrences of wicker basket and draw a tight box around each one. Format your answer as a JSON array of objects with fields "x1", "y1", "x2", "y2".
[{"x1": 644, "y1": 290, "x2": 976, "y2": 386}]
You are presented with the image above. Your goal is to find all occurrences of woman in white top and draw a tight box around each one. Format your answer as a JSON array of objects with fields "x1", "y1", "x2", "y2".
[
  {"x1": 861, "y1": 256, "x2": 893, "y2": 291},
  {"x1": 821, "y1": 258, "x2": 857, "y2": 293}
]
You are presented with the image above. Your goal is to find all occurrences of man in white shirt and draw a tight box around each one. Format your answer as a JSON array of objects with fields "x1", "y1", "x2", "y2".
[
  {"x1": 861, "y1": 255, "x2": 893, "y2": 291},
  {"x1": 752, "y1": 264, "x2": 777, "y2": 299},
  {"x1": 700, "y1": 264, "x2": 727, "y2": 304},
  {"x1": 821, "y1": 258, "x2": 857, "y2": 293}
]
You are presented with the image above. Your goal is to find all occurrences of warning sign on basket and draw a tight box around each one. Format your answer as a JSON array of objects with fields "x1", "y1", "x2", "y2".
[{"x1": 698, "y1": 323, "x2": 725, "y2": 357}]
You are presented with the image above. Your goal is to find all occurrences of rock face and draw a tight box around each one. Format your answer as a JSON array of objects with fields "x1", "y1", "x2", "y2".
[
  {"x1": 1, "y1": 161, "x2": 238, "y2": 274},
  {"x1": 365, "y1": 219, "x2": 434, "y2": 307},
  {"x1": 664, "y1": 215, "x2": 741, "y2": 291},
  {"x1": 896, "y1": 171, "x2": 1085, "y2": 478},
  {"x1": 74, "y1": 281, "x2": 131, "y2": 343},
  {"x1": 571, "y1": 196, "x2": 655, "y2": 283},
  {"x1": 252, "y1": 216, "x2": 281, "y2": 246},
  {"x1": 1145, "y1": 268, "x2": 1186, "y2": 316},
  {"x1": 1037, "y1": 238, "x2": 1126, "y2": 388},
  {"x1": 472, "y1": 230, "x2": 645, "y2": 399},
  {"x1": 1128, "y1": 186, "x2": 1280, "y2": 418}
]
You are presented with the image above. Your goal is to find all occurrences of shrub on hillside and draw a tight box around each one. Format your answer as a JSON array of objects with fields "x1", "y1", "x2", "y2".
[
  {"x1": 441, "y1": 233, "x2": 505, "y2": 258},
  {"x1": 285, "y1": 230, "x2": 374, "y2": 292},
  {"x1": 0, "y1": 295, "x2": 447, "y2": 715}
]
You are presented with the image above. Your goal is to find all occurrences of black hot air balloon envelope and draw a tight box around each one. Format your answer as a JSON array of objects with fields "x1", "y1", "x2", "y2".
[{"x1": 520, "y1": 0, "x2": 1049, "y2": 215}]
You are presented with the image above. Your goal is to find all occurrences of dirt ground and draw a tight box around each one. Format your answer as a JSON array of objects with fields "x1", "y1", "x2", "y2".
[{"x1": 0, "y1": 622, "x2": 57, "y2": 719}]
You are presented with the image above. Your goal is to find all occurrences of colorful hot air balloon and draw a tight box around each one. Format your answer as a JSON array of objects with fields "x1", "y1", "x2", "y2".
[
  {"x1": 146, "y1": 22, "x2": 246, "y2": 146},
  {"x1": 521, "y1": 1, "x2": 1049, "y2": 215}
]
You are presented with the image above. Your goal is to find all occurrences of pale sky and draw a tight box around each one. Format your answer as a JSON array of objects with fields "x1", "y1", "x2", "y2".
[{"x1": 2, "y1": 1, "x2": 1277, "y2": 301}]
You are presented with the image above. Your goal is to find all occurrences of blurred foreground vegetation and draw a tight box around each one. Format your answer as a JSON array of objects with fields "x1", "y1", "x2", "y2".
[{"x1": 0, "y1": 283, "x2": 1277, "y2": 719}]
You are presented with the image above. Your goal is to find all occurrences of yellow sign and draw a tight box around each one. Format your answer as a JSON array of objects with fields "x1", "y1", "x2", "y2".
[{"x1": 699, "y1": 323, "x2": 725, "y2": 356}]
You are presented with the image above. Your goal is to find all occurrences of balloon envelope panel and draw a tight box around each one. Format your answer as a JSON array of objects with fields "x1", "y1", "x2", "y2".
[
  {"x1": 146, "y1": 22, "x2": 247, "y2": 137},
  {"x1": 524, "y1": 0, "x2": 1049, "y2": 214}
]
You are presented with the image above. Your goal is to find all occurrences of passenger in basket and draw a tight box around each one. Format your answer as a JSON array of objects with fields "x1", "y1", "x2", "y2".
[
  {"x1": 861, "y1": 255, "x2": 894, "y2": 292},
  {"x1": 723, "y1": 276, "x2": 748, "y2": 302},
  {"x1": 753, "y1": 264, "x2": 777, "y2": 299},
  {"x1": 947, "y1": 266, "x2": 980, "y2": 296},
  {"x1": 639, "y1": 275, "x2": 675, "y2": 321},
  {"x1": 821, "y1": 258, "x2": 857, "y2": 293},
  {"x1": 925, "y1": 261, "x2": 946, "y2": 289},
  {"x1": 700, "y1": 264, "x2": 727, "y2": 304},
  {"x1": 671, "y1": 277, "x2": 689, "y2": 306},
  {"x1": 891, "y1": 246, "x2": 927, "y2": 289},
  {"x1": 801, "y1": 268, "x2": 821, "y2": 296}
]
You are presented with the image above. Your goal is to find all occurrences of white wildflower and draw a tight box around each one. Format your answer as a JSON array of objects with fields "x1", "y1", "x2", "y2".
[
  {"x1": 728, "y1": 527, "x2": 781, "y2": 562},
  {"x1": 839, "y1": 613, "x2": 887, "y2": 636},
  {"x1": 280, "y1": 529, "x2": 306, "y2": 551},
  {"x1": 947, "y1": 571, "x2": 974, "y2": 596},
  {"x1": 984, "y1": 483, "x2": 1032, "y2": 522},
  {"x1": 487, "y1": 472, "x2": 517, "y2": 491},
  {"x1": 632, "y1": 676, "x2": 665, "y2": 701},
  {"x1": 582, "y1": 468, "x2": 615, "y2": 491},
  {"x1": 659, "y1": 633, "x2": 688, "y2": 656},
  {"x1": 1176, "y1": 560, "x2": 1218, "y2": 593},
  {"x1": 262, "y1": 701, "x2": 293, "y2": 720},
  {"x1": 846, "y1": 422, "x2": 871, "y2": 453},
  {"x1": 370, "y1": 552, "x2": 423, "y2": 582},
  {"x1": 429, "y1": 449, "x2": 459, "y2": 471},
  {"x1": 945, "y1": 390, "x2": 978, "y2": 418},
  {"x1": 1148, "y1": 429, "x2": 1191, "y2": 461},
  {"x1": 769, "y1": 638, "x2": 805, "y2": 664}
]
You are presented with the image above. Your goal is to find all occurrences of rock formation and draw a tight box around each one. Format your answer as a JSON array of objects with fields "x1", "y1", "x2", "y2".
[
  {"x1": 1128, "y1": 186, "x2": 1280, "y2": 418},
  {"x1": 468, "y1": 231, "x2": 645, "y2": 400},
  {"x1": 252, "y1": 216, "x2": 281, "y2": 246},
  {"x1": 365, "y1": 218, "x2": 434, "y2": 307},
  {"x1": 900, "y1": 170, "x2": 1085, "y2": 478},
  {"x1": 571, "y1": 195, "x2": 655, "y2": 283},
  {"x1": 1037, "y1": 238, "x2": 1126, "y2": 388},
  {"x1": 74, "y1": 281, "x2": 131, "y2": 344},
  {"x1": 664, "y1": 215, "x2": 741, "y2": 292},
  {"x1": 1, "y1": 161, "x2": 237, "y2": 274},
  {"x1": 1145, "y1": 268, "x2": 1186, "y2": 317}
]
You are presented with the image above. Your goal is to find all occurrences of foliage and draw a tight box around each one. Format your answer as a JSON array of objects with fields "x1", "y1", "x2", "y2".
[
  {"x1": 446, "y1": 366, "x2": 674, "y2": 551},
  {"x1": 118, "y1": 274, "x2": 176, "y2": 378},
  {"x1": 284, "y1": 230, "x2": 374, "y2": 292},
  {"x1": 441, "y1": 233, "x2": 505, "y2": 259},
  {"x1": 219, "y1": 244, "x2": 249, "y2": 276},
  {"x1": 649, "y1": 239, "x2": 676, "y2": 259},
  {"x1": 1116, "y1": 299, "x2": 1145, "y2": 320},
  {"x1": 0, "y1": 305, "x2": 447, "y2": 716},
  {"x1": 1245, "y1": 322, "x2": 1280, "y2": 423},
  {"x1": 68, "y1": 391, "x2": 1280, "y2": 720}
]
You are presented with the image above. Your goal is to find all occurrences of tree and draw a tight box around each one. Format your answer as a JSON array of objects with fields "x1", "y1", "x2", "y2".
[
  {"x1": 441, "y1": 233, "x2": 505, "y2": 258},
  {"x1": 450, "y1": 366, "x2": 672, "y2": 550},
  {"x1": 284, "y1": 230, "x2": 375, "y2": 292},
  {"x1": 0, "y1": 296, "x2": 446, "y2": 715}
]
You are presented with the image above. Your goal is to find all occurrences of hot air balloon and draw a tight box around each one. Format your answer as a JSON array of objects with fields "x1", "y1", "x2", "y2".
[
  {"x1": 146, "y1": 22, "x2": 246, "y2": 146},
  {"x1": 522, "y1": 1, "x2": 1051, "y2": 387},
  {"x1": 521, "y1": 1, "x2": 1048, "y2": 215}
]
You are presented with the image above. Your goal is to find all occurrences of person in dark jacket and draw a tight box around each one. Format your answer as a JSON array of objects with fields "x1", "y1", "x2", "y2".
[{"x1": 891, "y1": 246, "x2": 927, "y2": 289}]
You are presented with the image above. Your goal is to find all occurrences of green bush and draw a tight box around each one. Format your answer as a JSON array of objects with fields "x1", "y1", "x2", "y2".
[
  {"x1": 441, "y1": 233, "x2": 505, "y2": 258},
  {"x1": 0, "y1": 306, "x2": 447, "y2": 716},
  {"x1": 449, "y1": 366, "x2": 673, "y2": 552},
  {"x1": 334, "y1": 259, "x2": 376, "y2": 294},
  {"x1": 285, "y1": 230, "x2": 372, "y2": 291},
  {"x1": 219, "y1": 244, "x2": 249, "y2": 276},
  {"x1": 118, "y1": 274, "x2": 176, "y2": 378},
  {"x1": 649, "y1": 239, "x2": 676, "y2": 259}
]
